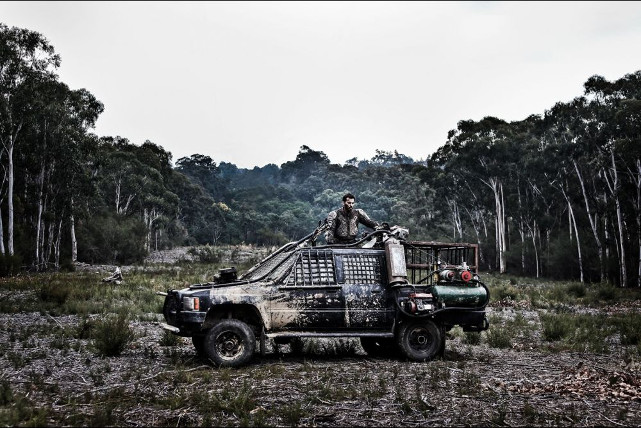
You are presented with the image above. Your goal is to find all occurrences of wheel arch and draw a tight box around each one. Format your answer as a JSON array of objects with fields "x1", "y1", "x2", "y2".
[{"x1": 203, "y1": 303, "x2": 264, "y2": 334}]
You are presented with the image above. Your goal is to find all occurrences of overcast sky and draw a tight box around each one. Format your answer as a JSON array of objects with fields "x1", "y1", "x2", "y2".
[{"x1": 2, "y1": 1, "x2": 641, "y2": 168}]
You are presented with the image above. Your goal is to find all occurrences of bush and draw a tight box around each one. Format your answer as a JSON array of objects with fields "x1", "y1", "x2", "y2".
[
  {"x1": 567, "y1": 283, "x2": 586, "y2": 298},
  {"x1": 159, "y1": 331, "x2": 180, "y2": 346},
  {"x1": 596, "y1": 283, "x2": 617, "y2": 301},
  {"x1": 92, "y1": 312, "x2": 135, "y2": 357},
  {"x1": 187, "y1": 245, "x2": 222, "y2": 263},
  {"x1": 485, "y1": 326, "x2": 512, "y2": 349},
  {"x1": 38, "y1": 282, "x2": 71, "y2": 305},
  {"x1": 540, "y1": 313, "x2": 573, "y2": 342},
  {"x1": 463, "y1": 331, "x2": 482, "y2": 345},
  {"x1": 0, "y1": 254, "x2": 23, "y2": 276},
  {"x1": 617, "y1": 314, "x2": 641, "y2": 346}
]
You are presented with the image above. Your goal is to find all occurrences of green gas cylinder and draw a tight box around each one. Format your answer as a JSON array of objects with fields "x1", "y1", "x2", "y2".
[{"x1": 431, "y1": 283, "x2": 489, "y2": 308}]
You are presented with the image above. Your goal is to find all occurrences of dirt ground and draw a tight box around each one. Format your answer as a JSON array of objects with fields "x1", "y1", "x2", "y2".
[
  {"x1": 2, "y1": 248, "x2": 640, "y2": 426},
  {"x1": 1, "y1": 307, "x2": 640, "y2": 427}
]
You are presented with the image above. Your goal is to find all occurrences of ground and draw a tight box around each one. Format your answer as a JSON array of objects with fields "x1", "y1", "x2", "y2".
[
  {"x1": 1, "y1": 306, "x2": 640, "y2": 426},
  {"x1": 1, "y1": 247, "x2": 640, "y2": 426}
]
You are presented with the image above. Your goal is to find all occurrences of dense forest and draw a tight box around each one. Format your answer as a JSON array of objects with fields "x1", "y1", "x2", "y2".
[{"x1": 1, "y1": 23, "x2": 641, "y2": 286}]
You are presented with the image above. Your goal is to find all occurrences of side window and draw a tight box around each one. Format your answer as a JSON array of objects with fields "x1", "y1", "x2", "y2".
[
  {"x1": 336, "y1": 254, "x2": 384, "y2": 284},
  {"x1": 285, "y1": 250, "x2": 336, "y2": 286}
]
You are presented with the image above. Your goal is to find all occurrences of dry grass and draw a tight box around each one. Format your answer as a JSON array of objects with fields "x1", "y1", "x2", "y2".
[{"x1": 1, "y1": 260, "x2": 641, "y2": 426}]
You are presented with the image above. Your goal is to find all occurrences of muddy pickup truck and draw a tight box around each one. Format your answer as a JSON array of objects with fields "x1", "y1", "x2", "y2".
[{"x1": 159, "y1": 224, "x2": 489, "y2": 367}]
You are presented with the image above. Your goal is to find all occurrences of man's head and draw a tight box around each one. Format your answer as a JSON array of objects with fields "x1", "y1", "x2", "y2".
[{"x1": 342, "y1": 193, "x2": 355, "y2": 211}]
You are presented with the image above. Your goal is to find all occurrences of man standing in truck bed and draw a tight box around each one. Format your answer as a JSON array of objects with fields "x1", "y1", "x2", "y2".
[{"x1": 325, "y1": 193, "x2": 379, "y2": 244}]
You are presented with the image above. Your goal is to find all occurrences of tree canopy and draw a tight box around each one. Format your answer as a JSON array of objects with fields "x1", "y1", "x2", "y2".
[{"x1": 1, "y1": 23, "x2": 641, "y2": 286}]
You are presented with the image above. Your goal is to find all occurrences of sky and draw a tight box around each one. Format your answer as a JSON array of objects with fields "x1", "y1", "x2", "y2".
[{"x1": 2, "y1": 1, "x2": 641, "y2": 169}]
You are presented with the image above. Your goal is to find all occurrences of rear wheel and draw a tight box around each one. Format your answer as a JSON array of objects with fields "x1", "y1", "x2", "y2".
[
  {"x1": 360, "y1": 337, "x2": 398, "y2": 357},
  {"x1": 397, "y1": 319, "x2": 442, "y2": 361},
  {"x1": 204, "y1": 319, "x2": 256, "y2": 367}
]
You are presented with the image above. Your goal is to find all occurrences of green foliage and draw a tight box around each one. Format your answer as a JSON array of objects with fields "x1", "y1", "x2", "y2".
[
  {"x1": 540, "y1": 312, "x2": 573, "y2": 342},
  {"x1": 159, "y1": 331, "x2": 180, "y2": 347},
  {"x1": 77, "y1": 210, "x2": 148, "y2": 265},
  {"x1": 484, "y1": 324, "x2": 513, "y2": 349},
  {"x1": 38, "y1": 280, "x2": 71, "y2": 305},
  {"x1": 92, "y1": 311, "x2": 135, "y2": 357},
  {"x1": 187, "y1": 245, "x2": 223, "y2": 263},
  {"x1": 0, "y1": 254, "x2": 23, "y2": 276},
  {"x1": 463, "y1": 331, "x2": 482, "y2": 345},
  {"x1": 614, "y1": 314, "x2": 641, "y2": 346}
]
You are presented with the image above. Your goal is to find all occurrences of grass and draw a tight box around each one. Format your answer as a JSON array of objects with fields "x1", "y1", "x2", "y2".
[
  {"x1": 0, "y1": 260, "x2": 640, "y2": 426},
  {"x1": 92, "y1": 311, "x2": 135, "y2": 357}
]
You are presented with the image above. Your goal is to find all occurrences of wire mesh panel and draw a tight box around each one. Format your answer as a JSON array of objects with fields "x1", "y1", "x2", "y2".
[
  {"x1": 286, "y1": 250, "x2": 336, "y2": 286},
  {"x1": 341, "y1": 254, "x2": 384, "y2": 284},
  {"x1": 403, "y1": 241, "x2": 478, "y2": 285}
]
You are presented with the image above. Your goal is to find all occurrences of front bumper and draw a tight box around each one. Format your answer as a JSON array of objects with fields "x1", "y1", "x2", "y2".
[
  {"x1": 159, "y1": 322, "x2": 180, "y2": 333},
  {"x1": 160, "y1": 310, "x2": 207, "y2": 336}
]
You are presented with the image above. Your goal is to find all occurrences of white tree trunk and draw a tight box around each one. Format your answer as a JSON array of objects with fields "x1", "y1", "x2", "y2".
[
  {"x1": 54, "y1": 219, "x2": 62, "y2": 269},
  {"x1": 7, "y1": 143, "x2": 14, "y2": 256},
  {"x1": 562, "y1": 187, "x2": 584, "y2": 283},
  {"x1": 0, "y1": 207, "x2": 4, "y2": 256},
  {"x1": 528, "y1": 221, "x2": 540, "y2": 278},
  {"x1": 70, "y1": 197, "x2": 77, "y2": 263},
  {"x1": 604, "y1": 152, "x2": 627, "y2": 286},
  {"x1": 637, "y1": 159, "x2": 641, "y2": 287},
  {"x1": 36, "y1": 164, "x2": 45, "y2": 269},
  {"x1": 574, "y1": 160, "x2": 604, "y2": 282}
]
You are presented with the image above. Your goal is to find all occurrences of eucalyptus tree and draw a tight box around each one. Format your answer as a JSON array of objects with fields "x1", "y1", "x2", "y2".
[
  {"x1": 175, "y1": 154, "x2": 225, "y2": 200},
  {"x1": 0, "y1": 23, "x2": 60, "y2": 258},
  {"x1": 433, "y1": 117, "x2": 518, "y2": 273},
  {"x1": 583, "y1": 71, "x2": 641, "y2": 286},
  {"x1": 18, "y1": 76, "x2": 103, "y2": 270}
]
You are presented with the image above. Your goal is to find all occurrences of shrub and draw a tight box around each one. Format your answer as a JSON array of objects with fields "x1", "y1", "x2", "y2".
[
  {"x1": 187, "y1": 245, "x2": 222, "y2": 263},
  {"x1": 159, "y1": 331, "x2": 180, "y2": 346},
  {"x1": 38, "y1": 282, "x2": 71, "y2": 305},
  {"x1": 485, "y1": 326, "x2": 512, "y2": 349},
  {"x1": 567, "y1": 283, "x2": 586, "y2": 298},
  {"x1": 92, "y1": 312, "x2": 135, "y2": 357},
  {"x1": 0, "y1": 380, "x2": 13, "y2": 405},
  {"x1": 616, "y1": 314, "x2": 641, "y2": 346},
  {"x1": 540, "y1": 312, "x2": 573, "y2": 342},
  {"x1": 463, "y1": 331, "x2": 482, "y2": 345},
  {"x1": 595, "y1": 283, "x2": 617, "y2": 301}
]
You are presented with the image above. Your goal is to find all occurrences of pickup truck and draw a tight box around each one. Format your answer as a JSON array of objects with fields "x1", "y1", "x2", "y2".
[{"x1": 159, "y1": 225, "x2": 489, "y2": 367}]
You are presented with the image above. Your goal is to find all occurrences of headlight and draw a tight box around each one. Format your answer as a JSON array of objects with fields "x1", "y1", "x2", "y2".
[{"x1": 182, "y1": 296, "x2": 200, "y2": 311}]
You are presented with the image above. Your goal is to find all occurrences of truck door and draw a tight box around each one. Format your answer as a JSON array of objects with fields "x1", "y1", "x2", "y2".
[
  {"x1": 271, "y1": 249, "x2": 346, "y2": 330},
  {"x1": 334, "y1": 250, "x2": 393, "y2": 329}
]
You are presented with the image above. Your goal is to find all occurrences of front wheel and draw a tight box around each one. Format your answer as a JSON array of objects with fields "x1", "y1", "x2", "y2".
[
  {"x1": 396, "y1": 319, "x2": 442, "y2": 361},
  {"x1": 204, "y1": 319, "x2": 256, "y2": 367}
]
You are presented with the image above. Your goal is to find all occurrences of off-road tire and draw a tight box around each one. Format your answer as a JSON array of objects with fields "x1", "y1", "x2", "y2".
[
  {"x1": 396, "y1": 319, "x2": 442, "y2": 361},
  {"x1": 204, "y1": 319, "x2": 256, "y2": 367},
  {"x1": 360, "y1": 337, "x2": 398, "y2": 357}
]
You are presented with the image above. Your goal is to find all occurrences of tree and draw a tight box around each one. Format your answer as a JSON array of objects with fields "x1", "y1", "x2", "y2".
[{"x1": 0, "y1": 23, "x2": 60, "y2": 258}]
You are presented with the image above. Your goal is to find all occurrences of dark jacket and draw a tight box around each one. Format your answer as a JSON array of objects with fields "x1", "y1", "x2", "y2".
[{"x1": 325, "y1": 207, "x2": 378, "y2": 244}]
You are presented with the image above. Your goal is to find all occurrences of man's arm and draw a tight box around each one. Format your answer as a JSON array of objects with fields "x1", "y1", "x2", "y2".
[
  {"x1": 325, "y1": 210, "x2": 338, "y2": 243},
  {"x1": 356, "y1": 209, "x2": 379, "y2": 229}
]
